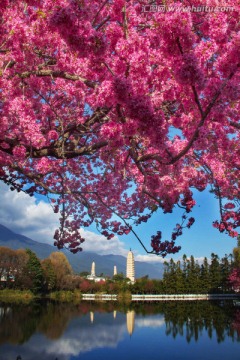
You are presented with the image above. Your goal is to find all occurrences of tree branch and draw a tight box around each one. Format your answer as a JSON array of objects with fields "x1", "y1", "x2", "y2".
[
  {"x1": 16, "y1": 69, "x2": 97, "y2": 89},
  {"x1": 169, "y1": 64, "x2": 240, "y2": 164},
  {"x1": 229, "y1": 121, "x2": 240, "y2": 129}
]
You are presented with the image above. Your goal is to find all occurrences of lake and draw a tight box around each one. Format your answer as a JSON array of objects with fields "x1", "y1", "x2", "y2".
[{"x1": 0, "y1": 300, "x2": 240, "y2": 360}]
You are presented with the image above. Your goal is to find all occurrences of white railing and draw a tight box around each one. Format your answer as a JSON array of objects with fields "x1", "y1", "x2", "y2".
[
  {"x1": 81, "y1": 293, "x2": 239, "y2": 301},
  {"x1": 131, "y1": 294, "x2": 239, "y2": 301},
  {"x1": 82, "y1": 294, "x2": 117, "y2": 300}
]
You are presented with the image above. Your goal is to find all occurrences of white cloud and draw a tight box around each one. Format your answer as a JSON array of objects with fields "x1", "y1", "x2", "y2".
[
  {"x1": 80, "y1": 228, "x2": 128, "y2": 256},
  {"x1": 0, "y1": 182, "x2": 129, "y2": 256},
  {"x1": 135, "y1": 254, "x2": 166, "y2": 264},
  {"x1": 0, "y1": 183, "x2": 59, "y2": 243}
]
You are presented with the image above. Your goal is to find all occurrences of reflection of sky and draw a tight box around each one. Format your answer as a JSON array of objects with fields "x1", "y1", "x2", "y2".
[
  {"x1": 46, "y1": 321, "x2": 125, "y2": 357},
  {"x1": 135, "y1": 315, "x2": 165, "y2": 329},
  {"x1": 0, "y1": 312, "x2": 166, "y2": 360},
  {"x1": 0, "y1": 312, "x2": 127, "y2": 360}
]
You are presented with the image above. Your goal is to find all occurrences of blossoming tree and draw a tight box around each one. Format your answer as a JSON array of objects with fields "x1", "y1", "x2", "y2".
[
  {"x1": 0, "y1": 0, "x2": 239, "y2": 255},
  {"x1": 229, "y1": 268, "x2": 240, "y2": 292}
]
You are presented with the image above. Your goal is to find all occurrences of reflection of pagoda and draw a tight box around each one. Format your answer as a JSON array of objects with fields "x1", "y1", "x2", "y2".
[
  {"x1": 90, "y1": 311, "x2": 94, "y2": 323},
  {"x1": 126, "y1": 249, "x2": 135, "y2": 283},
  {"x1": 126, "y1": 310, "x2": 135, "y2": 336}
]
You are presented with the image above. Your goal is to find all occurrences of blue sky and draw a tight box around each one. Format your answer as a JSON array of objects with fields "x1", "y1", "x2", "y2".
[
  {"x1": 0, "y1": 182, "x2": 237, "y2": 264},
  {"x1": 119, "y1": 188, "x2": 237, "y2": 261}
]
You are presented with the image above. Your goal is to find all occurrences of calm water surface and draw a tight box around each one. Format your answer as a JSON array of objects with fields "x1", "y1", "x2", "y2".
[{"x1": 0, "y1": 300, "x2": 240, "y2": 360}]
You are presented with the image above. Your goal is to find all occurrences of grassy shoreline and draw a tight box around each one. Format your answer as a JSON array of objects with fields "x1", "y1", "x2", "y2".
[
  {"x1": 0, "y1": 289, "x2": 239, "y2": 304},
  {"x1": 49, "y1": 289, "x2": 82, "y2": 302},
  {"x1": 0, "y1": 289, "x2": 35, "y2": 303}
]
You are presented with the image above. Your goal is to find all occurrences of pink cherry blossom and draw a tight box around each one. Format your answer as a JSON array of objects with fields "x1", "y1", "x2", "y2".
[
  {"x1": 48, "y1": 130, "x2": 59, "y2": 142},
  {"x1": 0, "y1": 0, "x2": 239, "y2": 255},
  {"x1": 12, "y1": 146, "x2": 26, "y2": 159}
]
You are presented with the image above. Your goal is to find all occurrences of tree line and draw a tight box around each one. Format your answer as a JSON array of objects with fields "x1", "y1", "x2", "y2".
[
  {"x1": 0, "y1": 247, "x2": 74, "y2": 294},
  {"x1": 160, "y1": 253, "x2": 233, "y2": 294},
  {"x1": 1, "y1": 246, "x2": 239, "y2": 295}
]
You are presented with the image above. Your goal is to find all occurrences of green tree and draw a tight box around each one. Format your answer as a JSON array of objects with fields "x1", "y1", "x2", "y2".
[
  {"x1": 25, "y1": 249, "x2": 44, "y2": 294},
  {"x1": 112, "y1": 273, "x2": 125, "y2": 282},
  {"x1": 187, "y1": 256, "x2": 201, "y2": 293},
  {"x1": 174, "y1": 260, "x2": 185, "y2": 294},
  {"x1": 181, "y1": 254, "x2": 188, "y2": 292},
  {"x1": 162, "y1": 261, "x2": 171, "y2": 293},
  {"x1": 220, "y1": 254, "x2": 233, "y2": 293},
  {"x1": 200, "y1": 257, "x2": 211, "y2": 293},
  {"x1": 41, "y1": 258, "x2": 57, "y2": 292},
  {"x1": 209, "y1": 253, "x2": 221, "y2": 293},
  {"x1": 79, "y1": 271, "x2": 90, "y2": 277},
  {"x1": 163, "y1": 259, "x2": 179, "y2": 294}
]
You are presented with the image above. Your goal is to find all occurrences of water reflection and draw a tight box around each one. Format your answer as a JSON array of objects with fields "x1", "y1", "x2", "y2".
[
  {"x1": 90, "y1": 311, "x2": 94, "y2": 323},
  {"x1": 0, "y1": 300, "x2": 239, "y2": 360},
  {"x1": 126, "y1": 310, "x2": 135, "y2": 336}
]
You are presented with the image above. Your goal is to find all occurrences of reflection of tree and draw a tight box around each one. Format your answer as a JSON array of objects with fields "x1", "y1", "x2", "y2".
[
  {"x1": 37, "y1": 302, "x2": 79, "y2": 339},
  {"x1": 129, "y1": 301, "x2": 240, "y2": 343},
  {"x1": 232, "y1": 309, "x2": 240, "y2": 337},
  {"x1": 0, "y1": 301, "x2": 75, "y2": 344},
  {"x1": 1, "y1": 300, "x2": 240, "y2": 346},
  {"x1": 163, "y1": 301, "x2": 239, "y2": 343},
  {"x1": 0, "y1": 301, "x2": 124, "y2": 345},
  {"x1": 0, "y1": 303, "x2": 42, "y2": 345}
]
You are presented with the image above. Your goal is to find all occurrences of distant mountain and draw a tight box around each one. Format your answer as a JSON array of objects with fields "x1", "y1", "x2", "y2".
[{"x1": 0, "y1": 224, "x2": 164, "y2": 279}]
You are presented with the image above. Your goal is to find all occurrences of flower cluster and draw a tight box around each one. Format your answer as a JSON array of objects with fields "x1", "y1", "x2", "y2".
[
  {"x1": 48, "y1": 130, "x2": 59, "y2": 142},
  {"x1": 12, "y1": 145, "x2": 26, "y2": 159},
  {"x1": 181, "y1": 192, "x2": 196, "y2": 213},
  {"x1": 151, "y1": 231, "x2": 181, "y2": 257}
]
